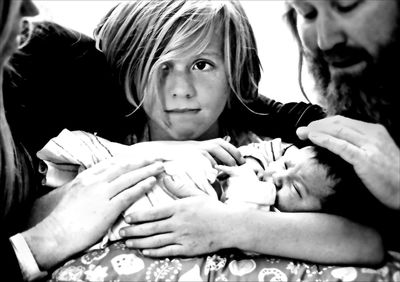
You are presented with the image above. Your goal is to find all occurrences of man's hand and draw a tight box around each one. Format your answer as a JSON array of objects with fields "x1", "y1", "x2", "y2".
[
  {"x1": 120, "y1": 196, "x2": 232, "y2": 257},
  {"x1": 297, "y1": 115, "x2": 400, "y2": 210}
]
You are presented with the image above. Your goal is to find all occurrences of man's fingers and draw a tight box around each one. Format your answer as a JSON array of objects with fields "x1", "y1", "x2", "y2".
[
  {"x1": 297, "y1": 117, "x2": 377, "y2": 148},
  {"x1": 124, "y1": 233, "x2": 174, "y2": 249},
  {"x1": 111, "y1": 176, "x2": 157, "y2": 211},
  {"x1": 109, "y1": 162, "x2": 164, "y2": 197},
  {"x1": 308, "y1": 132, "x2": 364, "y2": 165},
  {"x1": 141, "y1": 245, "x2": 182, "y2": 258},
  {"x1": 125, "y1": 203, "x2": 174, "y2": 223},
  {"x1": 309, "y1": 116, "x2": 372, "y2": 132}
]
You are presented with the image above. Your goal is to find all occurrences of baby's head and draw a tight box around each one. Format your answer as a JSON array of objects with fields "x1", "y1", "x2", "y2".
[
  {"x1": 267, "y1": 145, "x2": 364, "y2": 213},
  {"x1": 94, "y1": 1, "x2": 261, "y2": 141}
]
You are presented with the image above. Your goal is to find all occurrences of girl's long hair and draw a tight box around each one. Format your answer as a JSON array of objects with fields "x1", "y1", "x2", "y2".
[
  {"x1": 0, "y1": 0, "x2": 32, "y2": 229},
  {"x1": 94, "y1": 0, "x2": 262, "y2": 117}
]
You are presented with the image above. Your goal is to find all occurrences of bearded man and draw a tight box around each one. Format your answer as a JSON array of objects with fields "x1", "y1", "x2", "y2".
[{"x1": 285, "y1": 0, "x2": 400, "y2": 250}]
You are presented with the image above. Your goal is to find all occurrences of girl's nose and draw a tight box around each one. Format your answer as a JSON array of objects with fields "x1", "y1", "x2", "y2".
[{"x1": 168, "y1": 71, "x2": 195, "y2": 99}]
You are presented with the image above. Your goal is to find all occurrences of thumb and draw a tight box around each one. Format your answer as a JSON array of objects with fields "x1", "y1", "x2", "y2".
[{"x1": 296, "y1": 126, "x2": 309, "y2": 140}]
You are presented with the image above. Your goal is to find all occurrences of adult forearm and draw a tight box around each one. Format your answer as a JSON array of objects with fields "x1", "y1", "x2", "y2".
[
  {"x1": 27, "y1": 186, "x2": 66, "y2": 228},
  {"x1": 226, "y1": 210, "x2": 384, "y2": 265}
]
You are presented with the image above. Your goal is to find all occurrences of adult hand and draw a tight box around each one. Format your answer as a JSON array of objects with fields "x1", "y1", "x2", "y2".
[
  {"x1": 297, "y1": 115, "x2": 400, "y2": 210},
  {"x1": 120, "y1": 196, "x2": 232, "y2": 257},
  {"x1": 22, "y1": 155, "x2": 164, "y2": 270}
]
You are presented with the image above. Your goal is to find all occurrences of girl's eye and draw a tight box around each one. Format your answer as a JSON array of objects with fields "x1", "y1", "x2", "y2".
[
  {"x1": 193, "y1": 61, "x2": 213, "y2": 71},
  {"x1": 160, "y1": 63, "x2": 170, "y2": 72}
]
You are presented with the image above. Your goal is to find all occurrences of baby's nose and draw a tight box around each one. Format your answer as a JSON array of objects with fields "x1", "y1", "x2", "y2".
[{"x1": 272, "y1": 174, "x2": 284, "y2": 191}]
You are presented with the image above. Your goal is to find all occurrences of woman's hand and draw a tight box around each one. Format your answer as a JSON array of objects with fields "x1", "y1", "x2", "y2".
[
  {"x1": 120, "y1": 196, "x2": 233, "y2": 257},
  {"x1": 22, "y1": 155, "x2": 164, "y2": 270},
  {"x1": 297, "y1": 115, "x2": 400, "y2": 210}
]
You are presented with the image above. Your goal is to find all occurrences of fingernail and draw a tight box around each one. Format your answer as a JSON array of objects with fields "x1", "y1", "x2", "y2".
[
  {"x1": 296, "y1": 127, "x2": 307, "y2": 138},
  {"x1": 119, "y1": 229, "x2": 126, "y2": 237},
  {"x1": 296, "y1": 126, "x2": 306, "y2": 134},
  {"x1": 124, "y1": 216, "x2": 132, "y2": 223},
  {"x1": 142, "y1": 250, "x2": 149, "y2": 256},
  {"x1": 223, "y1": 135, "x2": 231, "y2": 142}
]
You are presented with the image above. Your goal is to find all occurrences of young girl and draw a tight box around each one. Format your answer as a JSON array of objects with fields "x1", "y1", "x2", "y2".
[{"x1": 93, "y1": 0, "x2": 261, "y2": 145}]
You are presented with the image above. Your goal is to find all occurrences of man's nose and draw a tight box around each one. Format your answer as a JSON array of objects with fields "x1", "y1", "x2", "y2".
[
  {"x1": 316, "y1": 13, "x2": 346, "y2": 51},
  {"x1": 168, "y1": 70, "x2": 195, "y2": 99}
]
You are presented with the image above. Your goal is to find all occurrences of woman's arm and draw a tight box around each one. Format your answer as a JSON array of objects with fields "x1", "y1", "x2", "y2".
[
  {"x1": 122, "y1": 196, "x2": 384, "y2": 266},
  {"x1": 23, "y1": 155, "x2": 163, "y2": 271}
]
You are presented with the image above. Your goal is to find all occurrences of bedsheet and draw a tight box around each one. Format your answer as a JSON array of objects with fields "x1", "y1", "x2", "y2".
[{"x1": 49, "y1": 241, "x2": 400, "y2": 282}]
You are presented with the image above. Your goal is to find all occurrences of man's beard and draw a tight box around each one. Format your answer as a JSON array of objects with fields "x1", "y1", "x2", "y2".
[{"x1": 305, "y1": 25, "x2": 400, "y2": 142}]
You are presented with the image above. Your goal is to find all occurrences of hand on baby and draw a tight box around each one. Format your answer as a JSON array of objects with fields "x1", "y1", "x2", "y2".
[{"x1": 297, "y1": 115, "x2": 400, "y2": 210}]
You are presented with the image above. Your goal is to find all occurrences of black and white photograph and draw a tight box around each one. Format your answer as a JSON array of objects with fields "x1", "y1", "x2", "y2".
[{"x1": 1, "y1": 1, "x2": 399, "y2": 281}]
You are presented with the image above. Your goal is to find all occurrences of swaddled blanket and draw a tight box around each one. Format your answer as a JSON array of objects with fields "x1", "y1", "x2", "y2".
[{"x1": 37, "y1": 129, "x2": 218, "y2": 248}]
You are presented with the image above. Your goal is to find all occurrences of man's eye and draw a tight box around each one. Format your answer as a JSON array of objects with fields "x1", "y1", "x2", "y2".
[
  {"x1": 193, "y1": 61, "x2": 213, "y2": 71},
  {"x1": 292, "y1": 5, "x2": 317, "y2": 21},
  {"x1": 336, "y1": 0, "x2": 361, "y2": 12}
]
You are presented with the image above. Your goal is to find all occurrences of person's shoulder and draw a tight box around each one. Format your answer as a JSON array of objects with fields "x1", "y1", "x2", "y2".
[{"x1": 29, "y1": 21, "x2": 93, "y2": 46}]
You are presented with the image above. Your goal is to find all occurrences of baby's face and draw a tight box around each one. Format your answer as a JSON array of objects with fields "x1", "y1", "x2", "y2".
[{"x1": 265, "y1": 146, "x2": 336, "y2": 212}]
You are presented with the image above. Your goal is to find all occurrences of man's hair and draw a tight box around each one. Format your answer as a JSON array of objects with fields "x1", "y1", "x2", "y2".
[{"x1": 94, "y1": 0, "x2": 261, "y2": 117}]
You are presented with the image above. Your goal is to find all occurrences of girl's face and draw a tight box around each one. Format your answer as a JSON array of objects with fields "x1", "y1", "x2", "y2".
[{"x1": 144, "y1": 32, "x2": 229, "y2": 141}]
